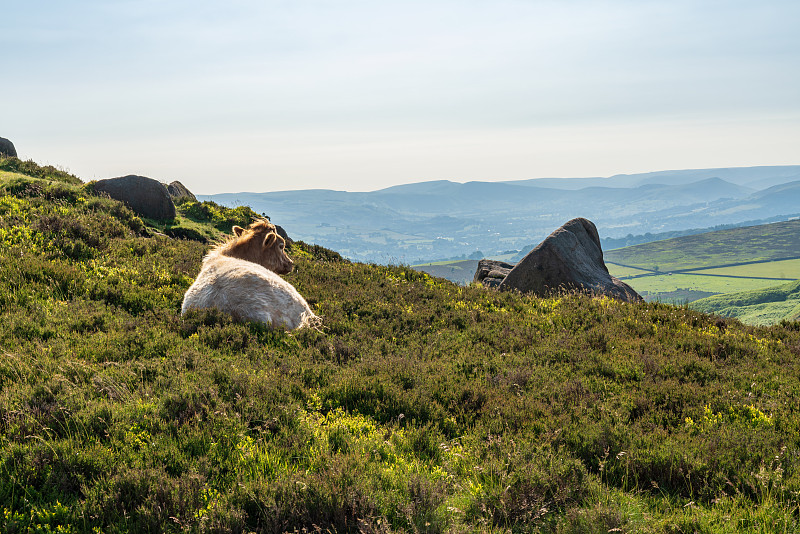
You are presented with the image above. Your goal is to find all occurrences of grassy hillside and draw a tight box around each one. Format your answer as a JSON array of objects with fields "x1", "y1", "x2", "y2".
[
  {"x1": 692, "y1": 280, "x2": 800, "y2": 326},
  {"x1": 602, "y1": 220, "x2": 800, "y2": 316},
  {"x1": 604, "y1": 220, "x2": 800, "y2": 272},
  {"x1": 3, "y1": 157, "x2": 800, "y2": 532}
]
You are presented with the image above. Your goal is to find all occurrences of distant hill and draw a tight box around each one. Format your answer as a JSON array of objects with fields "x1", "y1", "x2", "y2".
[
  {"x1": 202, "y1": 165, "x2": 800, "y2": 264},
  {"x1": 692, "y1": 280, "x2": 800, "y2": 325},
  {"x1": 507, "y1": 165, "x2": 800, "y2": 190},
  {"x1": 413, "y1": 259, "x2": 479, "y2": 285},
  {"x1": 598, "y1": 219, "x2": 800, "y2": 320}
]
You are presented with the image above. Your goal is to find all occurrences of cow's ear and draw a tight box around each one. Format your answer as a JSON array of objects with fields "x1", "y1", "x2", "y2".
[
  {"x1": 263, "y1": 233, "x2": 277, "y2": 248},
  {"x1": 232, "y1": 226, "x2": 244, "y2": 237}
]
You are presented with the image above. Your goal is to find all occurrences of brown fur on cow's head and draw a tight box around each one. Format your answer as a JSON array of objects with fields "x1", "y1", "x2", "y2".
[{"x1": 216, "y1": 219, "x2": 293, "y2": 274}]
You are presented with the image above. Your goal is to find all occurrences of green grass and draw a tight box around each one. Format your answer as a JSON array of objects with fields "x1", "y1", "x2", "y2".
[
  {"x1": 624, "y1": 274, "x2": 784, "y2": 303},
  {"x1": 606, "y1": 263, "x2": 655, "y2": 278},
  {"x1": 145, "y1": 200, "x2": 265, "y2": 245},
  {"x1": 2, "y1": 156, "x2": 800, "y2": 532},
  {"x1": 692, "y1": 281, "x2": 800, "y2": 326},
  {"x1": 605, "y1": 219, "x2": 800, "y2": 272},
  {"x1": 693, "y1": 258, "x2": 800, "y2": 279},
  {"x1": 604, "y1": 222, "x2": 800, "y2": 319}
]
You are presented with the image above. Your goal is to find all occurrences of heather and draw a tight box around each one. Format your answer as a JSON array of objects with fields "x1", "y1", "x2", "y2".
[{"x1": 1, "y1": 158, "x2": 800, "y2": 532}]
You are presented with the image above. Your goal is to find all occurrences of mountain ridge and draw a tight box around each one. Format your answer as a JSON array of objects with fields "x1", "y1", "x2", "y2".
[{"x1": 201, "y1": 165, "x2": 800, "y2": 263}]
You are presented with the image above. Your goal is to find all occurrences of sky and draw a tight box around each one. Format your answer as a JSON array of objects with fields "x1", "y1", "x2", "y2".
[{"x1": 3, "y1": 0, "x2": 800, "y2": 193}]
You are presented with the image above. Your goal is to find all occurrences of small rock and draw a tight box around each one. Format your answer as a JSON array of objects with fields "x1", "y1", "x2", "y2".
[
  {"x1": 166, "y1": 181, "x2": 197, "y2": 203},
  {"x1": 0, "y1": 137, "x2": 17, "y2": 158},
  {"x1": 474, "y1": 259, "x2": 514, "y2": 287}
]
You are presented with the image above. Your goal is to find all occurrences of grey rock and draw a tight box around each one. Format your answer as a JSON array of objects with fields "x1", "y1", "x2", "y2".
[
  {"x1": 95, "y1": 175, "x2": 176, "y2": 220},
  {"x1": 275, "y1": 224, "x2": 292, "y2": 245},
  {"x1": 166, "y1": 181, "x2": 197, "y2": 203},
  {"x1": 497, "y1": 218, "x2": 642, "y2": 302},
  {"x1": 474, "y1": 259, "x2": 514, "y2": 287},
  {"x1": 0, "y1": 137, "x2": 17, "y2": 158}
]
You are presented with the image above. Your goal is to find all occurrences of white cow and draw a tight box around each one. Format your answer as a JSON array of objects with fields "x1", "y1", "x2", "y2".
[{"x1": 181, "y1": 220, "x2": 318, "y2": 330}]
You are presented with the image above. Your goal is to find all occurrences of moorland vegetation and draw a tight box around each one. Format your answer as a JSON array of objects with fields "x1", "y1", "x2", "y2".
[{"x1": 1, "y1": 157, "x2": 800, "y2": 532}]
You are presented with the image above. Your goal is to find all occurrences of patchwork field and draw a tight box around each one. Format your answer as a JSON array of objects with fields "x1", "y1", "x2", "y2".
[
  {"x1": 609, "y1": 271, "x2": 787, "y2": 303},
  {"x1": 604, "y1": 219, "x2": 800, "y2": 272},
  {"x1": 693, "y1": 258, "x2": 800, "y2": 279},
  {"x1": 599, "y1": 221, "x2": 800, "y2": 319}
]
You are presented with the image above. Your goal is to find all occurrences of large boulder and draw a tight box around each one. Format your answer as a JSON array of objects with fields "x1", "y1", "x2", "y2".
[
  {"x1": 489, "y1": 218, "x2": 642, "y2": 302},
  {"x1": 0, "y1": 137, "x2": 17, "y2": 158},
  {"x1": 473, "y1": 259, "x2": 514, "y2": 288},
  {"x1": 166, "y1": 181, "x2": 197, "y2": 203},
  {"x1": 94, "y1": 175, "x2": 176, "y2": 220}
]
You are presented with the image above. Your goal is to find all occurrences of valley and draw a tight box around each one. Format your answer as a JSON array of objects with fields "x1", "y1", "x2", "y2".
[{"x1": 201, "y1": 165, "x2": 800, "y2": 264}]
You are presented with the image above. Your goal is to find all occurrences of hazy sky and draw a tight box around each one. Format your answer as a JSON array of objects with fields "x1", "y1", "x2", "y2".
[{"x1": 4, "y1": 0, "x2": 799, "y2": 193}]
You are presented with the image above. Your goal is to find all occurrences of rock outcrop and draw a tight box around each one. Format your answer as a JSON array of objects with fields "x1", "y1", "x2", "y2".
[
  {"x1": 473, "y1": 259, "x2": 514, "y2": 288},
  {"x1": 166, "y1": 181, "x2": 197, "y2": 203},
  {"x1": 478, "y1": 218, "x2": 642, "y2": 302},
  {"x1": 0, "y1": 137, "x2": 17, "y2": 158},
  {"x1": 94, "y1": 175, "x2": 176, "y2": 220},
  {"x1": 274, "y1": 224, "x2": 292, "y2": 245}
]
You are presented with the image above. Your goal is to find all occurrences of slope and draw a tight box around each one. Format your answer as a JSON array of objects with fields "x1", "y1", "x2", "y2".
[
  {"x1": 691, "y1": 280, "x2": 800, "y2": 326},
  {"x1": 604, "y1": 219, "x2": 800, "y2": 272},
  {"x1": 2, "y1": 157, "x2": 800, "y2": 532}
]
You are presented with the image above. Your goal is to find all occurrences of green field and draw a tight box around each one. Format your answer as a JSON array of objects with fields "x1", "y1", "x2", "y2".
[
  {"x1": 605, "y1": 219, "x2": 800, "y2": 272},
  {"x1": 603, "y1": 222, "x2": 800, "y2": 318},
  {"x1": 693, "y1": 280, "x2": 800, "y2": 326},
  {"x1": 606, "y1": 262, "x2": 655, "y2": 278},
  {"x1": 693, "y1": 258, "x2": 800, "y2": 279},
  {"x1": 623, "y1": 273, "x2": 783, "y2": 303}
]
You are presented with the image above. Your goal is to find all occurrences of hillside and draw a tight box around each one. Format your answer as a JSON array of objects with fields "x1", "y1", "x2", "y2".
[
  {"x1": 604, "y1": 219, "x2": 800, "y2": 272},
  {"x1": 601, "y1": 220, "x2": 800, "y2": 313},
  {"x1": 692, "y1": 280, "x2": 800, "y2": 326},
  {"x1": 412, "y1": 259, "x2": 479, "y2": 286},
  {"x1": 2, "y1": 157, "x2": 800, "y2": 532}
]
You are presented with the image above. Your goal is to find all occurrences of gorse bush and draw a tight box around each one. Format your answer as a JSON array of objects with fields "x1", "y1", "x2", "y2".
[
  {"x1": 0, "y1": 156, "x2": 82, "y2": 185},
  {"x1": 1, "y1": 162, "x2": 800, "y2": 532}
]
